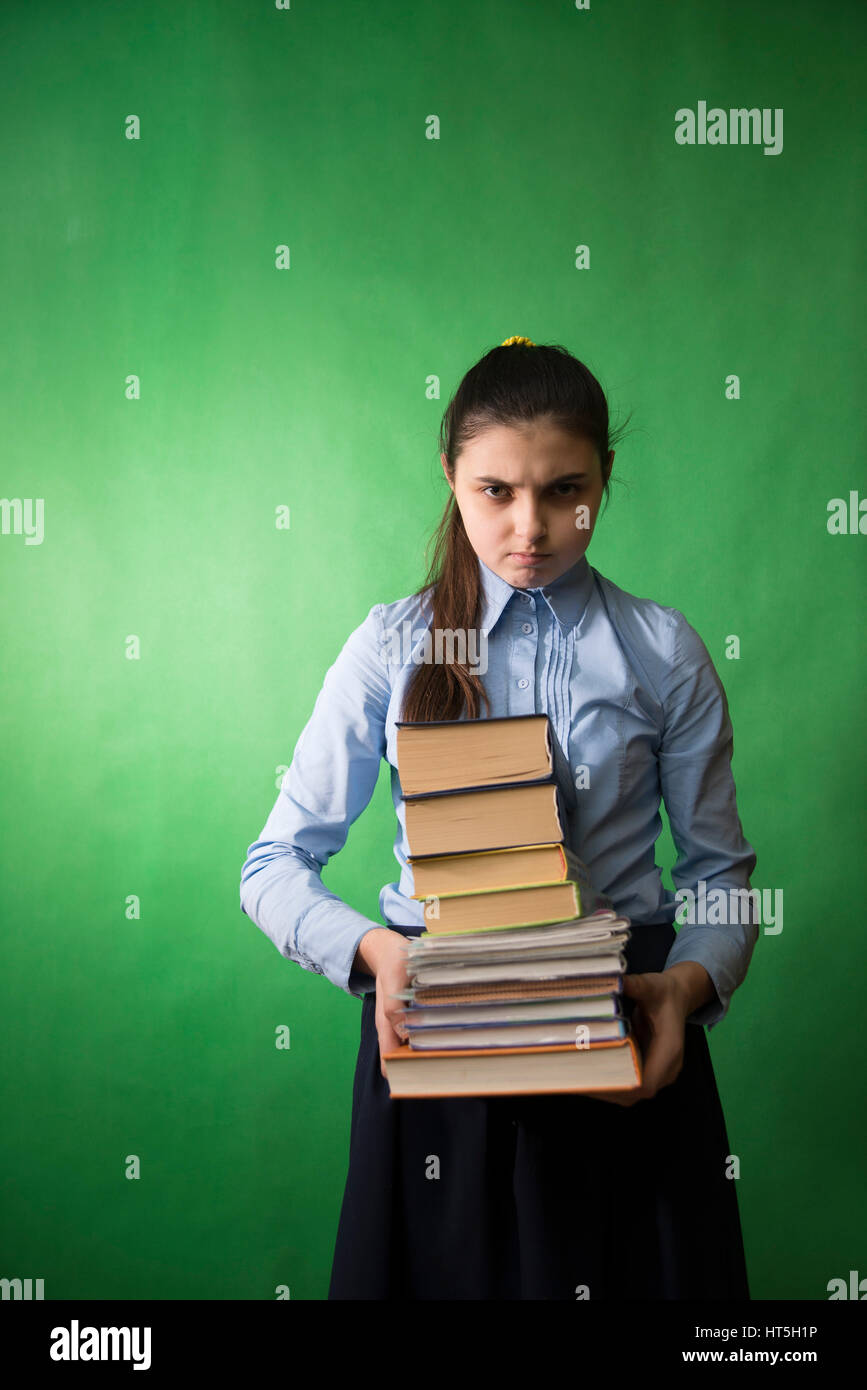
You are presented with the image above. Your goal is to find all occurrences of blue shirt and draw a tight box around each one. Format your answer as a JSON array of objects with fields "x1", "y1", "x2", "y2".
[{"x1": 239, "y1": 553, "x2": 758, "y2": 1029}]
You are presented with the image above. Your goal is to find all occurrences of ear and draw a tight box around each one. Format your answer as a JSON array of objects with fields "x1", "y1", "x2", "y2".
[{"x1": 440, "y1": 453, "x2": 454, "y2": 491}]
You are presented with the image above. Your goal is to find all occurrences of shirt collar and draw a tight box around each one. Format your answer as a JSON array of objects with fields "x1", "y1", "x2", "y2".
[{"x1": 477, "y1": 552, "x2": 596, "y2": 635}]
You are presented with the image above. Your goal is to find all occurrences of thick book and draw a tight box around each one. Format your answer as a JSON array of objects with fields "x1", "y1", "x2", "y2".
[
  {"x1": 416, "y1": 879, "x2": 586, "y2": 933},
  {"x1": 382, "y1": 1035, "x2": 643, "y2": 1098},
  {"x1": 403, "y1": 780, "x2": 571, "y2": 858},
  {"x1": 396, "y1": 712, "x2": 576, "y2": 802},
  {"x1": 409, "y1": 842, "x2": 597, "y2": 898}
]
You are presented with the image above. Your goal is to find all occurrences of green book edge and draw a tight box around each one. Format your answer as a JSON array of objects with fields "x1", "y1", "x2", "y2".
[
  {"x1": 420, "y1": 886, "x2": 583, "y2": 937},
  {"x1": 413, "y1": 876, "x2": 578, "y2": 902}
]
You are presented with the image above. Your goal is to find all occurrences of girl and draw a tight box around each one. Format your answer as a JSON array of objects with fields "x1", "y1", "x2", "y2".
[{"x1": 240, "y1": 337, "x2": 758, "y2": 1300}]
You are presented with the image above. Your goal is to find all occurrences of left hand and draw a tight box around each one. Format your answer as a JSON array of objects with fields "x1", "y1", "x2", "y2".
[{"x1": 585, "y1": 971, "x2": 689, "y2": 1107}]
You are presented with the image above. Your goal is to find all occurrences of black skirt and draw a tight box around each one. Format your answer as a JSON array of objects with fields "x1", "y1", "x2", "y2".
[{"x1": 328, "y1": 921, "x2": 750, "y2": 1300}]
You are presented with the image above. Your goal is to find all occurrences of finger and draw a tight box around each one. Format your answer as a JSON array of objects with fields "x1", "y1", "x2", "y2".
[{"x1": 377, "y1": 1014, "x2": 404, "y2": 1079}]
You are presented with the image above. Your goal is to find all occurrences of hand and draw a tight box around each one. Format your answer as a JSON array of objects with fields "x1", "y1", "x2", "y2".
[
  {"x1": 353, "y1": 927, "x2": 413, "y2": 1077},
  {"x1": 372, "y1": 934, "x2": 412, "y2": 1079},
  {"x1": 585, "y1": 970, "x2": 691, "y2": 1107}
]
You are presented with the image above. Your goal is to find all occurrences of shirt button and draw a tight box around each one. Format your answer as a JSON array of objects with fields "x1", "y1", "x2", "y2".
[
  {"x1": 521, "y1": 593, "x2": 531, "y2": 603},
  {"x1": 521, "y1": 622, "x2": 533, "y2": 634},
  {"x1": 517, "y1": 678, "x2": 529, "y2": 689}
]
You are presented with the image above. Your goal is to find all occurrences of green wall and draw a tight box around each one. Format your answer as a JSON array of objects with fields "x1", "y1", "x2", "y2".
[{"x1": 1, "y1": 0, "x2": 864, "y2": 1300}]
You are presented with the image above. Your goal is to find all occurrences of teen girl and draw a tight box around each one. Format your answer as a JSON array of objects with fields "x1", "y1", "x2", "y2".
[{"x1": 240, "y1": 337, "x2": 758, "y2": 1300}]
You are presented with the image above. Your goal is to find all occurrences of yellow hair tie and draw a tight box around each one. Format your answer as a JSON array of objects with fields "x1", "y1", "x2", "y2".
[{"x1": 501, "y1": 335, "x2": 535, "y2": 347}]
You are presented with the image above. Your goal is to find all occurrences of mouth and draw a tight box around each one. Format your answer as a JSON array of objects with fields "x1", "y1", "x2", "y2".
[{"x1": 511, "y1": 552, "x2": 550, "y2": 563}]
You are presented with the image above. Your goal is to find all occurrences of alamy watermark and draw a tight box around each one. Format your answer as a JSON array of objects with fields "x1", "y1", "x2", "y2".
[
  {"x1": 675, "y1": 101, "x2": 783, "y2": 156},
  {"x1": 1, "y1": 1276, "x2": 44, "y2": 1299},
  {"x1": 49, "y1": 1321, "x2": 151, "y2": 1370},
  {"x1": 0, "y1": 497, "x2": 44, "y2": 545},
  {"x1": 380, "y1": 622, "x2": 488, "y2": 675},
  {"x1": 675, "y1": 882, "x2": 783, "y2": 934}
]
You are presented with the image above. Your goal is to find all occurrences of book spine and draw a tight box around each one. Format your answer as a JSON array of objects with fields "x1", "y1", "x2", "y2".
[{"x1": 402, "y1": 772, "x2": 560, "y2": 802}]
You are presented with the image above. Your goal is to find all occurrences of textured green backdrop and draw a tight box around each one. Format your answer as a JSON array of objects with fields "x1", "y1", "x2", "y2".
[{"x1": 1, "y1": 0, "x2": 864, "y2": 1300}]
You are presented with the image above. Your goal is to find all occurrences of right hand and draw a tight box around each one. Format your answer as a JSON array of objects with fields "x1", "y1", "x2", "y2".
[
  {"x1": 354, "y1": 927, "x2": 413, "y2": 1078},
  {"x1": 373, "y1": 933, "x2": 412, "y2": 1078}
]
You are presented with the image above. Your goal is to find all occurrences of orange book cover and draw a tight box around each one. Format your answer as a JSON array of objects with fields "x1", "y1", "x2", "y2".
[{"x1": 381, "y1": 1034, "x2": 642, "y2": 1098}]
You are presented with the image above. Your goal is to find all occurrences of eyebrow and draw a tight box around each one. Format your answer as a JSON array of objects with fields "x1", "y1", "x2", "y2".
[{"x1": 474, "y1": 471, "x2": 589, "y2": 485}]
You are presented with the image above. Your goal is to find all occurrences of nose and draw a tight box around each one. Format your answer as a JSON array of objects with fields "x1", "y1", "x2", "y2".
[{"x1": 512, "y1": 496, "x2": 547, "y2": 544}]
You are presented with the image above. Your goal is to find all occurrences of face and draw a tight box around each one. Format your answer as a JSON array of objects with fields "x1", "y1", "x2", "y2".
[{"x1": 441, "y1": 418, "x2": 614, "y2": 588}]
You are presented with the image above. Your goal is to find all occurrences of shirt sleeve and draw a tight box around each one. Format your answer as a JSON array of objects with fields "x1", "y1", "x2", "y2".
[
  {"x1": 239, "y1": 602, "x2": 392, "y2": 998},
  {"x1": 657, "y1": 611, "x2": 758, "y2": 1030}
]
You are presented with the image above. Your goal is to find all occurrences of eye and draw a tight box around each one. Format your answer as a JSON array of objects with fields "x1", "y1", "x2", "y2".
[{"x1": 481, "y1": 481, "x2": 583, "y2": 500}]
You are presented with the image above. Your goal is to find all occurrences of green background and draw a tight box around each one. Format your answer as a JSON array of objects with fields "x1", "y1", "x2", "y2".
[{"x1": 1, "y1": 0, "x2": 864, "y2": 1300}]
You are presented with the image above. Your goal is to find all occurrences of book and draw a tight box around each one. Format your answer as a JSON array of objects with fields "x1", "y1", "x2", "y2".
[
  {"x1": 407, "y1": 950, "x2": 626, "y2": 988},
  {"x1": 398, "y1": 995, "x2": 623, "y2": 1027},
  {"x1": 403, "y1": 779, "x2": 571, "y2": 858},
  {"x1": 403, "y1": 974, "x2": 624, "y2": 1006},
  {"x1": 404, "y1": 1018, "x2": 628, "y2": 1050},
  {"x1": 415, "y1": 880, "x2": 582, "y2": 934},
  {"x1": 382, "y1": 1036, "x2": 642, "y2": 1098},
  {"x1": 410, "y1": 912, "x2": 627, "y2": 947},
  {"x1": 396, "y1": 712, "x2": 576, "y2": 801},
  {"x1": 409, "y1": 841, "x2": 595, "y2": 898}
]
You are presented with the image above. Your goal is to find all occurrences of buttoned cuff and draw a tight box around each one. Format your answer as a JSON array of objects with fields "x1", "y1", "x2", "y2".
[
  {"x1": 294, "y1": 897, "x2": 382, "y2": 999},
  {"x1": 662, "y1": 924, "x2": 749, "y2": 1030}
]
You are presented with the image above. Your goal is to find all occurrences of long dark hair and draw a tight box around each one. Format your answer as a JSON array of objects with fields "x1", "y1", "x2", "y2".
[{"x1": 401, "y1": 339, "x2": 632, "y2": 723}]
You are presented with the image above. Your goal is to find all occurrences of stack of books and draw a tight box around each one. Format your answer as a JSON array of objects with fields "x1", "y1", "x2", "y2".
[{"x1": 382, "y1": 713, "x2": 643, "y2": 1099}]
